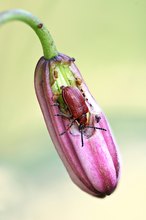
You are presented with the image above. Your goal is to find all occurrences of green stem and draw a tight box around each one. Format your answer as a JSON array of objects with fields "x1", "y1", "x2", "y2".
[{"x1": 0, "y1": 9, "x2": 58, "y2": 59}]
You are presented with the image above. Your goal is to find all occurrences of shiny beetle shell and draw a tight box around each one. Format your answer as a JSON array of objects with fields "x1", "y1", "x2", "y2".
[{"x1": 62, "y1": 86, "x2": 88, "y2": 125}]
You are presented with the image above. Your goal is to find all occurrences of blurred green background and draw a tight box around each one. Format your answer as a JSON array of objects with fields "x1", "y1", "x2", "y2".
[{"x1": 0, "y1": 0, "x2": 146, "y2": 220}]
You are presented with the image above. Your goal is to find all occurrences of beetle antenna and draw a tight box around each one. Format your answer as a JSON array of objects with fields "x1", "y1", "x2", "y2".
[
  {"x1": 80, "y1": 128, "x2": 84, "y2": 147},
  {"x1": 86, "y1": 126, "x2": 107, "y2": 131}
]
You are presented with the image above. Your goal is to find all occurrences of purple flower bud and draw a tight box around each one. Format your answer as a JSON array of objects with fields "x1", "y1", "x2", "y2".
[{"x1": 34, "y1": 54, "x2": 120, "y2": 198}]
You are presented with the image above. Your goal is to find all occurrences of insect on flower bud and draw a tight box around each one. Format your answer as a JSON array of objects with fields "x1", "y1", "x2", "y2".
[{"x1": 34, "y1": 53, "x2": 120, "y2": 198}]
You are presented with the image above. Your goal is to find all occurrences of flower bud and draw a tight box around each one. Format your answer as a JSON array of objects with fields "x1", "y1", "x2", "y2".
[{"x1": 34, "y1": 53, "x2": 120, "y2": 198}]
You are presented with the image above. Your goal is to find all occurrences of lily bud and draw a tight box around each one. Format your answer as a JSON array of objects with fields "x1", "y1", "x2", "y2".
[{"x1": 34, "y1": 53, "x2": 120, "y2": 198}]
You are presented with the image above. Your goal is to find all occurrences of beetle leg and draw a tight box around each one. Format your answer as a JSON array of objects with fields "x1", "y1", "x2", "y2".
[
  {"x1": 50, "y1": 103, "x2": 59, "y2": 106},
  {"x1": 54, "y1": 113, "x2": 72, "y2": 119},
  {"x1": 59, "y1": 119, "x2": 76, "y2": 136},
  {"x1": 95, "y1": 115, "x2": 101, "y2": 123}
]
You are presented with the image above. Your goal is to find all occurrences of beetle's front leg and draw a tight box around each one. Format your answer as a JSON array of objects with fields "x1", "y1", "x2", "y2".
[
  {"x1": 95, "y1": 115, "x2": 101, "y2": 123},
  {"x1": 50, "y1": 103, "x2": 59, "y2": 106},
  {"x1": 55, "y1": 112, "x2": 72, "y2": 119},
  {"x1": 59, "y1": 118, "x2": 76, "y2": 136}
]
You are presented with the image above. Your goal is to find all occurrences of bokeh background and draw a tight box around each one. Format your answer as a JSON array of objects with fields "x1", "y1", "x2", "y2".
[{"x1": 0, "y1": 1, "x2": 146, "y2": 220}]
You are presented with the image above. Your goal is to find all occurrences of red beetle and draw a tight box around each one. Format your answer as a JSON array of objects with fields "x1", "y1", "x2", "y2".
[
  {"x1": 62, "y1": 86, "x2": 88, "y2": 125},
  {"x1": 55, "y1": 86, "x2": 106, "y2": 146}
]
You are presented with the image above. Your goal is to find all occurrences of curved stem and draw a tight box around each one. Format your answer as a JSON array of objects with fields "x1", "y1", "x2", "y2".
[{"x1": 0, "y1": 9, "x2": 58, "y2": 59}]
